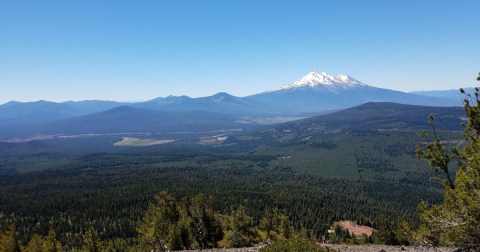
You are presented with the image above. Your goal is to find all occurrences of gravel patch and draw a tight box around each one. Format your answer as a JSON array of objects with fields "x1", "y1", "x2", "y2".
[
  {"x1": 178, "y1": 244, "x2": 456, "y2": 252},
  {"x1": 323, "y1": 244, "x2": 456, "y2": 252},
  {"x1": 178, "y1": 248, "x2": 259, "y2": 252}
]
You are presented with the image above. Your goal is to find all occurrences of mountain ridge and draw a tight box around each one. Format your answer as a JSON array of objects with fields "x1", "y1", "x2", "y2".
[{"x1": 0, "y1": 71, "x2": 468, "y2": 134}]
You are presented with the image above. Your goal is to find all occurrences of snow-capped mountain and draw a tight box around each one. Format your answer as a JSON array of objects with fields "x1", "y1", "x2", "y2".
[
  {"x1": 0, "y1": 70, "x2": 463, "y2": 137},
  {"x1": 248, "y1": 71, "x2": 460, "y2": 115},
  {"x1": 275, "y1": 71, "x2": 366, "y2": 90}
]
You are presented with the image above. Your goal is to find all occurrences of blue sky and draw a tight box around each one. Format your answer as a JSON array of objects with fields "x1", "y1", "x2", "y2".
[{"x1": 1, "y1": 0, "x2": 479, "y2": 103}]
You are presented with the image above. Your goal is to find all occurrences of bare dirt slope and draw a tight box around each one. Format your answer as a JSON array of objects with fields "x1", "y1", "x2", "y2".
[{"x1": 329, "y1": 220, "x2": 375, "y2": 236}]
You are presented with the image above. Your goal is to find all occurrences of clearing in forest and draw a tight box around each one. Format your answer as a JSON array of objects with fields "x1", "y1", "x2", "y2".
[{"x1": 114, "y1": 137, "x2": 174, "y2": 146}]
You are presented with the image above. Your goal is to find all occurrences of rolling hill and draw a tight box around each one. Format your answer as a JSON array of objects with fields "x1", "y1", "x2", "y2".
[
  {"x1": 0, "y1": 100, "x2": 126, "y2": 125},
  {"x1": 0, "y1": 106, "x2": 254, "y2": 139},
  {"x1": 229, "y1": 102, "x2": 465, "y2": 146},
  {"x1": 221, "y1": 102, "x2": 465, "y2": 178}
]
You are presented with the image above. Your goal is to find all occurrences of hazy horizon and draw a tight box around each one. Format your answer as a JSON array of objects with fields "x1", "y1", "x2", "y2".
[{"x1": 0, "y1": 71, "x2": 475, "y2": 105}]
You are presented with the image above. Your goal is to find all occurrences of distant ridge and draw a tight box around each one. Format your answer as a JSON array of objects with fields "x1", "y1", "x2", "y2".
[
  {"x1": 0, "y1": 71, "x2": 466, "y2": 139},
  {"x1": 0, "y1": 106, "x2": 249, "y2": 139},
  {"x1": 232, "y1": 102, "x2": 466, "y2": 145},
  {"x1": 411, "y1": 87, "x2": 476, "y2": 99}
]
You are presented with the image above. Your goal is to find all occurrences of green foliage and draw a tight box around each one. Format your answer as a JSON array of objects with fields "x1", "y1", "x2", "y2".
[
  {"x1": 24, "y1": 234, "x2": 44, "y2": 252},
  {"x1": 416, "y1": 114, "x2": 455, "y2": 189},
  {"x1": 370, "y1": 216, "x2": 402, "y2": 245},
  {"x1": 137, "y1": 191, "x2": 180, "y2": 251},
  {"x1": 395, "y1": 217, "x2": 413, "y2": 246},
  {"x1": 259, "y1": 238, "x2": 334, "y2": 252},
  {"x1": 0, "y1": 100, "x2": 466, "y2": 249},
  {"x1": 43, "y1": 228, "x2": 63, "y2": 252},
  {"x1": 83, "y1": 226, "x2": 103, "y2": 252},
  {"x1": 137, "y1": 192, "x2": 223, "y2": 251},
  {"x1": 22, "y1": 228, "x2": 64, "y2": 252},
  {"x1": 416, "y1": 80, "x2": 480, "y2": 250},
  {"x1": 0, "y1": 225, "x2": 21, "y2": 252},
  {"x1": 0, "y1": 152, "x2": 443, "y2": 248},
  {"x1": 188, "y1": 194, "x2": 223, "y2": 249},
  {"x1": 259, "y1": 208, "x2": 292, "y2": 241},
  {"x1": 102, "y1": 238, "x2": 136, "y2": 252},
  {"x1": 219, "y1": 205, "x2": 259, "y2": 248}
]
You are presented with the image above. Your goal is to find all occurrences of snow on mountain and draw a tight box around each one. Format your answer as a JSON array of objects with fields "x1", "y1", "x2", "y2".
[{"x1": 275, "y1": 71, "x2": 366, "y2": 91}]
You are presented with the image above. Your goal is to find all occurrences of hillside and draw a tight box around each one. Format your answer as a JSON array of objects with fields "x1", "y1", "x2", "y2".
[
  {"x1": 0, "y1": 106, "x2": 261, "y2": 141},
  {"x1": 229, "y1": 102, "x2": 465, "y2": 144},
  {"x1": 0, "y1": 101, "x2": 466, "y2": 250}
]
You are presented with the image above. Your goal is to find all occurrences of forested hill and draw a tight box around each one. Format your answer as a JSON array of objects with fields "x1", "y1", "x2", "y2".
[
  {"x1": 230, "y1": 102, "x2": 465, "y2": 144},
  {"x1": 309, "y1": 102, "x2": 465, "y2": 132},
  {"x1": 0, "y1": 106, "x2": 250, "y2": 139}
]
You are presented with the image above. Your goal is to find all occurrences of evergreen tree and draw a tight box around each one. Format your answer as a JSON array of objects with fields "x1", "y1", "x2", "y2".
[
  {"x1": 415, "y1": 74, "x2": 480, "y2": 250},
  {"x1": 175, "y1": 200, "x2": 196, "y2": 249},
  {"x1": 259, "y1": 208, "x2": 292, "y2": 241},
  {"x1": 0, "y1": 225, "x2": 22, "y2": 252},
  {"x1": 24, "y1": 234, "x2": 44, "y2": 252},
  {"x1": 219, "y1": 205, "x2": 259, "y2": 248},
  {"x1": 371, "y1": 216, "x2": 399, "y2": 245},
  {"x1": 83, "y1": 226, "x2": 103, "y2": 252},
  {"x1": 137, "y1": 191, "x2": 178, "y2": 251},
  {"x1": 188, "y1": 194, "x2": 223, "y2": 249},
  {"x1": 42, "y1": 228, "x2": 62, "y2": 252}
]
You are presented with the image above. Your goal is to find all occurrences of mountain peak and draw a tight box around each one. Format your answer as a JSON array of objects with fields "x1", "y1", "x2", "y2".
[
  {"x1": 293, "y1": 71, "x2": 336, "y2": 86},
  {"x1": 275, "y1": 71, "x2": 366, "y2": 91},
  {"x1": 212, "y1": 92, "x2": 233, "y2": 97}
]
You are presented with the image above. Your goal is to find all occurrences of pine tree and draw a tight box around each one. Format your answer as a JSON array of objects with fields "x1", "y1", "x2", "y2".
[
  {"x1": 83, "y1": 226, "x2": 103, "y2": 252},
  {"x1": 175, "y1": 200, "x2": 196, "y2": 249},
  {"x1": 219, "y1": 205, "x2": 259, "y2": 248},
  {"x1": 0, "y1": 225, "x2": 22, "y2": 252},
  {"x1": 415, "y1": 74, "x2": 480, "y2": 250},
  {"x1": 137, "y1": 191, "x2": 178, "y2": 251},
  {"x1": 24, "y1": 234, "x2": 44, "y2": 252},
  {"x1": 188, "y1": 194, "x2": 222, "y2": 249},
  {"x1": 259, "y1": 208, "x2": 292, "y2": 241},
  {"x1": 42, "y1": 228, "x2": 62, "y2": 252}
]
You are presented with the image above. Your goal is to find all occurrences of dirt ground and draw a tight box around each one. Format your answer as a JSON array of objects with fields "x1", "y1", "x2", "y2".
[
  {"x1": 329, "y1": 220, "x2": 375, "y2": 236},
  {"x1": 178, "y1": 248, "x2": 259, "y2": 252},
  {"x1": 323, "y1": 244, "x2": 456, "y2": 252},
  {"x1": 179, "y1": 244, "x2": 455, "y2": 252}
]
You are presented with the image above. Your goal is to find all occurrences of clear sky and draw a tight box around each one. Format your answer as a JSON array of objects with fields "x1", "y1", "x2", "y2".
[{"x1": 1, "y1": 0, "x2": 479, "y2": 104}]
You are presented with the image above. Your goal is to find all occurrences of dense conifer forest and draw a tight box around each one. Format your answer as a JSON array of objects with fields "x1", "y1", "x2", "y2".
[{"x1": 0, "y1": 102, "x2": 469, "y2": 250}]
